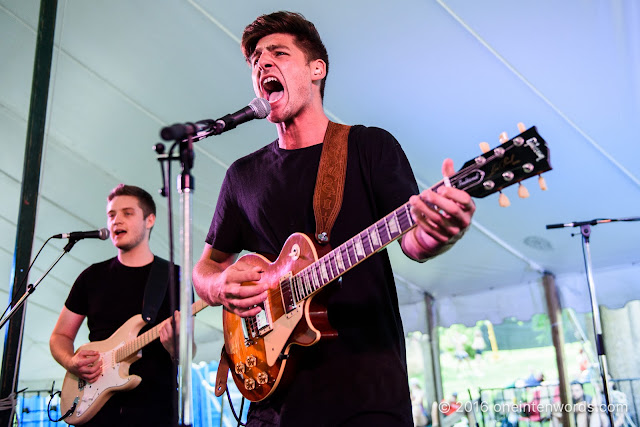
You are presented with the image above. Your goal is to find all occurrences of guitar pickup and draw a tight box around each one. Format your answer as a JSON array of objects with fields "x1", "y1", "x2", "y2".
[{"x1": 279, "y1": 272, "x2": 297, "y2": 314}]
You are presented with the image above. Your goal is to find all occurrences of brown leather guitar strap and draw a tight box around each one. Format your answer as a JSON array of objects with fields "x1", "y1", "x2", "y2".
[
  {"x1": 215, "y1": 347, "x2": 232, "y2": 397},
  {"x1": 313, "y1": 121, "x2": 351, "y2": 245}
]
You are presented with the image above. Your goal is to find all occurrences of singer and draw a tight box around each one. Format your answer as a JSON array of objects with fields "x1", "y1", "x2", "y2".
[
  {"x1": 49, "y1": 184, "x2": 187, "y2": 426},
  {"x1": 192, "y1": 11, "x2": 475, "y2": 426}
]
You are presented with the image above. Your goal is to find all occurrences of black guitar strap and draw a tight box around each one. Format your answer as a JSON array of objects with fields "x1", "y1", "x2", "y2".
[{"x1": 142, "y1": 256, "x2": 171, "y2": 324}]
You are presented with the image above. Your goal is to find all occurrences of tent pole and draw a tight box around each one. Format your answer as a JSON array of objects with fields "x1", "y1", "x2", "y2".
[
  {"x1": 542, "y1": 272, "x2": 575, "y2": 427},
  {"x1": 0, "y1": 1, "x2": 57, "y2": 425},
  {"x1": 425, "y1": 293, "x2": 443, "y2": 426}
]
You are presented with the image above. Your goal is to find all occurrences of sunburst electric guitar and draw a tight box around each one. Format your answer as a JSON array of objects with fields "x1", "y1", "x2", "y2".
[
  {"x1": 223, "y1": 125, "x2": 552, "y2": 402},
  {"x1": 59, "y1": 299, "x2": 208, "y2": 425}
]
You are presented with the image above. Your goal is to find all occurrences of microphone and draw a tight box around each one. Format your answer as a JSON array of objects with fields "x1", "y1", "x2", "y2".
[
  {"x1": 160, "y1": 98, "x2": 271, "y2": 141},
  {"x1": 53, "y1": 228, "x2": 110, "y2": 240}
]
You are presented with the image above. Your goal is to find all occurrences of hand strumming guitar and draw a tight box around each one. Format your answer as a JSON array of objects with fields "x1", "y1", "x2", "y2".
[{"x1": 193, "y1": 247, "x2": 269, "y2": 318}]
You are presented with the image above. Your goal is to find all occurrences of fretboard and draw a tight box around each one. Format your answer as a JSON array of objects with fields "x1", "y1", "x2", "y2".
[
  {"x1": 281, "y1": 197, "x2": 435, "y2": 312},
  {"x1": 114, "y1": 299, "x2": 208, "y2": 363}
]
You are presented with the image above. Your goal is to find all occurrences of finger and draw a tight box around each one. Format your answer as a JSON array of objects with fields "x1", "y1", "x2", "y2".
[
  {"x1": 442, "y1": 158, "x2": 455, "y2": 178},
  {"x1": 233, "y1": 262, "x2": 264, "y2": 276},
  {"x1": 234, "y1": 304, "x2": 265, "y2": 318},
  {"x1": 427, "y1": 190, "x2": 474, "y2": 227},
  {"x1": 227, "y1": 290, "x2": 269, "y2": 313},
  {"x1": 79, "y1": 349, "x2": 100, "y2": 358},
  {"x1": 85, "y1": 369, "x2": 102, "y2": 383},
  {"x1": 228, "y1": 271, "x2": 263, "y2": 288}
]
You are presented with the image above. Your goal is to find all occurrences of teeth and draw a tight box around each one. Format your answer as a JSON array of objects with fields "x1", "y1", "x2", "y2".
[{"x1": 262, "y1": 76, "x2": 278, "y2": 85}]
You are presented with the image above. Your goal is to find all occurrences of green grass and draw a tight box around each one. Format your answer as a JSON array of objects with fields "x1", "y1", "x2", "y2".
[
  {"x1": 440, "y1": 342, "x2": 583, "y2": 400},
  {"x1": 408, "y1": 341, "x2": 584, "y2": 401}
]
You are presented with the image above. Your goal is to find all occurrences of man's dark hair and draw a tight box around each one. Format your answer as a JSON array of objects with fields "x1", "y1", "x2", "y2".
[
  {"x1": 108, "y1": 184, "x2": 156, "y2": 219},
  {"x1": 241, "y1": 11, "x2": 329, "y2": 99}
]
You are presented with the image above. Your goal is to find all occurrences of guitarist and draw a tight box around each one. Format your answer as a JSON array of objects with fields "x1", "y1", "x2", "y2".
[
  {"x1": 50, "y1": 184, "x2": 181, "y2": 426},
  {"x1": 192, "y1": 11, "x2": 476, "y2": 427}
]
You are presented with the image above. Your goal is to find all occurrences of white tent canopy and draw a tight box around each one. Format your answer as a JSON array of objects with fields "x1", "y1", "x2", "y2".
[{"x1": 1, "y1": 0, "x2": 639, "y2": 389}]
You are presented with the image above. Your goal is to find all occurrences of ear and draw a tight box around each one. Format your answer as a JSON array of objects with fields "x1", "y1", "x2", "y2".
[
  {"x1": 145, "y1": 213, "x2": 156, "y2": 230},
  {"x1": 311, "y1": 59, "x2": 326, "y2": 81}
]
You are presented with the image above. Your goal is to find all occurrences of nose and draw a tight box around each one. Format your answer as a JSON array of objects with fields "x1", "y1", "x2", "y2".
[
  {"x1": 110, "y1": 213, "x2": 122, "y2": 225},
  {"x1": 256, "y1": 53, "x2": 273, "y2": 71}
]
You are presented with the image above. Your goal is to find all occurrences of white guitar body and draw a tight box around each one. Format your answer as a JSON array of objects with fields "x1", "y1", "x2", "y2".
[{"x1": 59, "y1": 315, "x2": 146, "y2": 425}]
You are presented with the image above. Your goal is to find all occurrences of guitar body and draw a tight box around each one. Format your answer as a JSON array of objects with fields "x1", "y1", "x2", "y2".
[
  {"x1": 223, "y1": 233, "x2": 338, "y2": 402},
  {"x1": 59, "y1": 315, "x2": 146, "y2": 425}
]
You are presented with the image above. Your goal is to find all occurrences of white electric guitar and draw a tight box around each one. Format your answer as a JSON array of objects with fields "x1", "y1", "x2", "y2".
[{"x1": 59, "y1": 299, "x2": 208, "y2": 425}]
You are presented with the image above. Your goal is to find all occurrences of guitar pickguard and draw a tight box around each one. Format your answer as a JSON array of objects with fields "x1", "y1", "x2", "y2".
[
  {"x1": 73, "y1": 348, "x2": 132, "y2": 418},
  {"x1": 263, "y1": 304, "x2": 304, "y2": 366}
]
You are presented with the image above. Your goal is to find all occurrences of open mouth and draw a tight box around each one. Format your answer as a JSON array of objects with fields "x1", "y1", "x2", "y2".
[
  {"x1": 114, "y1": 230, "x2": 127, "y2": 237},
  {"x1": 262, "y1": 76, "x2": 284, "y2": 103}
]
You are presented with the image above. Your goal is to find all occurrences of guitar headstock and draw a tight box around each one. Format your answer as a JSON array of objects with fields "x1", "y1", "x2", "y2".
[{"x1": 450, "y1": 124, "x2": 551, "y2": 203}]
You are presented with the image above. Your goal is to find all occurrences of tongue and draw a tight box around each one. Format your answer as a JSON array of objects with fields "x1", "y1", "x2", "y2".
[{"x1": 268, "y1": 90, "x2": 283, "y2": 102}]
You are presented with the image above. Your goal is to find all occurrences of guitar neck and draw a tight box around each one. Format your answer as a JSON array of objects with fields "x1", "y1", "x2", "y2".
[
  {"x1": 114, "y1": 299, "x2": 208, "y2": 363},
  {"x1": 282, "y1": 200, "x2": 418, "y2": 310}
]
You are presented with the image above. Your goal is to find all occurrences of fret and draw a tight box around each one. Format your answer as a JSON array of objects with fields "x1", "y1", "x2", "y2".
[
  {"x1": 298, "y1": 275, "x2": 305, "y2": 301},
  {"x1": 377, "y1": 221, "x2": 390, "y2": 246},
  {"x1": 311, "y1": 266, "x2": 320, "y2": 290},
  {"x1": 400, "y1": 204, "x2": 414, "y2": 231},
  {"x1": 295, "y1": 276, "x2": 303, "y2": 302},
  {"x1": 344, "y1": 241, "x2": 354, "y2": 267},
  {"x1": 360, "y1": 231, "x2": 372, "y2": 255},
  {"x1": 326, "y1": 253, "x2": 337, "y2": 277},
  {"x1": 354, "y1": 236, "x2": 365, "y2": 259},
  {"x1": 324, "y1": 255, "x2": 334, "y2": 278},
  {"x1": 370, "y1": 225, "x2": 381, "y2": 249},
  {"x1": 299, "y1": 270, "x2": 308, "y2": 296},
  {"x1": 297, "y1": 275, "x2": 304, "y2": 302},
  {"x1": 319, "y1": 261, "x2": 329, "y2": 283},
  {"x1": 382, "y1": 217, "x2": 392, "y2": 242},
  {"x1": 335, "y1": 247, "x2": 345, "y2": 271},
  {"x1": 389, "y1": 211, "x2": 400, "y2": 236}
]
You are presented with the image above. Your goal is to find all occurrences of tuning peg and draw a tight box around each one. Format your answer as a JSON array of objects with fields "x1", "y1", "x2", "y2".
[
  {"x1": 479, "y1": 142, "x2": 490, "y2": 153},
  {"x1": 499, "y1": 132, "x2": 508, "y2": 143},
  {"x1": 538, "y1": 174, "x2": 548, "y2": 191},
  {"x1": 518, "y1": 183, "x2": 530, "y2": 199},
  {"x1": 498, "y1": 192, "x2": 510, "y2": 207},
  {"x1": 517, "y1": 122, "x2": 526, "y2": 133}
]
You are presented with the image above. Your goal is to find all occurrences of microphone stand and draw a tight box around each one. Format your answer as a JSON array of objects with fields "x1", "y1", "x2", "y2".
[
  {"x1": 0, "y1": 239, "x2": 79, "y2": 331},
  {"x1": 154, "y1": 137, "x2": 195, "y2": 427},
  {"x1": 546, "y1": 216, "x2": 640, "y2": 427},
  {"x1": 156, "y1": 104, "x2": 269, "y2": 426}
]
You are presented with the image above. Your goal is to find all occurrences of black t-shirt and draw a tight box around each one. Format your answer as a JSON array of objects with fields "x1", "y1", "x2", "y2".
[
  {"x1": 65, "y1": 256, "x2": 178, "y2": 426},
  {"x1": 207, "y1": 125, "x2": 417, "y2": 426}
]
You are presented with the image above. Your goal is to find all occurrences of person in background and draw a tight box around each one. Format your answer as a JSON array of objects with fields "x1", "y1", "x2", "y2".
[
  {"x1": 50, "y1": 184, "x2": 182, "y2": 427},
  {"x1": 410, "y1": 379, "x2": 429, "y2": 427}
]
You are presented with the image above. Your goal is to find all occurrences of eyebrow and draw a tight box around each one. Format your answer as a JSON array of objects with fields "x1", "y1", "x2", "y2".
[
  {"x1": 251, "y1": 44, "x2": 290, "y2": 62},
  {"x1": 107, "y1": 207, "x2": 136, "y2": 215}
]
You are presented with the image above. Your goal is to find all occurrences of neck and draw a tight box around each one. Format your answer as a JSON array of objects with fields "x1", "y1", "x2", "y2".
[
  {"x1": 276, "y1": 103, "x2": 329, "y2": 150},
  {"x1": 118, "y1": 241, "x2": 154, "y2": 267}
]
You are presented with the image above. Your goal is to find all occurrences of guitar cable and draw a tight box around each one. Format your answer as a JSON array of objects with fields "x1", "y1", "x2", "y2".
[
  {"x1": 225, "y1": 387, "x2": 246, "y2": 426},
  {"x1": 47, "y1": 381, "x2": 76, "y2": 422}
]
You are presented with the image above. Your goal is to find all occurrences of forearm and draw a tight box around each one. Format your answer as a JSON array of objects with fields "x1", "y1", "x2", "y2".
[
  {"x1": 192, "y1": 259, "x2": 225, "y2": 306},
  {"x1": 50, "y1": 334, "x2": 75, "y2": 370}
]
